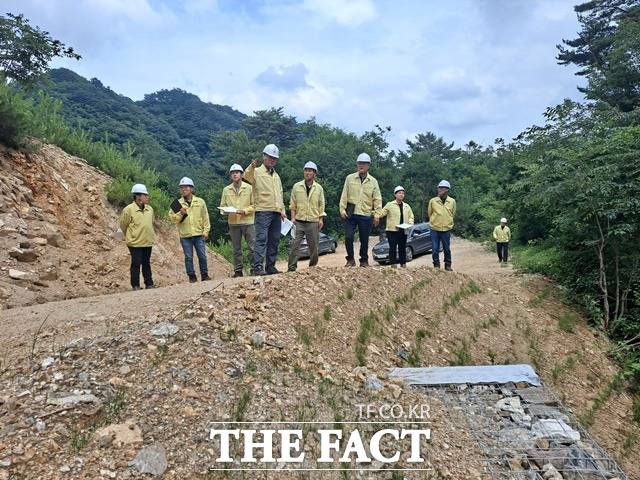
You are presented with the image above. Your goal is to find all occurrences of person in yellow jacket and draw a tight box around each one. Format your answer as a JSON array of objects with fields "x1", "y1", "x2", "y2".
[
  {"x1": 287, "y1": 161, "x2": 326, "y2": 272},
  {"x1": 169, "y1": 177, "x2": 211, "y2": 283},
  {"x1": 119, "y1": 184, "x2": 155, "y2": 290},
  {"x1": 427, "y1": 180, "x2": 456, "y2": 271},
  {"x1": 374, "y1": 186, "x2": 414, "y2": 267},
  {"x1": 339, "y1": 152, "x2": 382, "y2": 267},
  {"x1": 219, "y1": 164, "x2": 255, "y2": 278},
  {"x1": 244, "y1": 144, "x2": 286, "y2": 276},
  {"x1": 493, "y1": 217, "x2": 512, "y2": 263}
]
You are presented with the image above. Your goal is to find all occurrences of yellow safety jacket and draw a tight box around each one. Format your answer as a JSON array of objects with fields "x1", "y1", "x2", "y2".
[
  {"x1": 290, "y1": 180, "x2": 326, "y2": 222},
  {"x1": 243, "y1": 162, "x2": 285, "y2": 213},
  {"x1": 169, "y1": 195, "x2": 211, "y2": 238},
  {"x1": 220, "y1": 182, "x2": 255, "y2": 225},
  {"x1": 377, "y1": 201, "x2": 415, "y2": 232},
  {"x1": 119, "y1": 202, "x2": 155, "y2": 247},
  {"x1": 339, "y1": 172, "x2": 382, "y2": 217},
  {"x1": 427, "y1": 196, "x2": 456, "y2": 232},
  {"x1": 493, "y1": 225, "x2": 511, "y2": 242}
]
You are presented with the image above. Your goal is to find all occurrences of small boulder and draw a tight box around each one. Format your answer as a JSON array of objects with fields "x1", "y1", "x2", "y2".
[
  {"x1": 129, "y1": 443, "x2": 168, "y2": 476},
  {"x1": 9, "y1": 269, "x2": 37, "y2": 282},
  {"x1": 95, "y1": 420, "x2": 142, "y2": 447},
  {"x1": 46, "y1": 232, "x2": 66, "y2": 248},
  {"x1": 364, "y1": 375, "x2": 384, "y2": 392},
  {"x1": 251, "y1": 331, "x2": 266, "y2": 347},
  {"x1": 9, "y1": 247, "x2": 38, "y2": 262},
  {"x1": 150, "y1": 322, "x2": 179, "y2": 336}
]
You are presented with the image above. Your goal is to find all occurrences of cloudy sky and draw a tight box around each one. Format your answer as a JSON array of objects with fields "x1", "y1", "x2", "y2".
[{"x1": 6, "y1": 0, "x2": 585, "y2": 150}]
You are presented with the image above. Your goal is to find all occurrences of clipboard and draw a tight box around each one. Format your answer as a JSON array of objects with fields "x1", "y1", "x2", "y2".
[{"x1": 171, "y1": 198, "x2": 188, "y2": 223}]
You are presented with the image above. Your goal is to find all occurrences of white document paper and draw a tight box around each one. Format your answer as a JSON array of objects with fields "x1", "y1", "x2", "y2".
[
  {"x1": 218, "y1": 206, "x2": 238, "y2": 214},
  {"x1": 281, "y1": 218, "x2": 294, "y2": 236},
  {"x1": 396, "y1": 223, "x2": 413, "y2": 231}
]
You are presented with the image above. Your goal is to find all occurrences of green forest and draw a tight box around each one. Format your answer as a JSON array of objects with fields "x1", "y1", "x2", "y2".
[{"x1": 0, "y1": 2, "x2": 639, "y2": 390}]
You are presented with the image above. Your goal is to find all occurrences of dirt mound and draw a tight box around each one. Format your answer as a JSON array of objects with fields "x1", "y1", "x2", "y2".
[
  {"x1": 0, "y1": 251, "x2": 637, "y2": 479},
  {"x1": 0, "y1": 143, "x2": 230, "y2": 309}
]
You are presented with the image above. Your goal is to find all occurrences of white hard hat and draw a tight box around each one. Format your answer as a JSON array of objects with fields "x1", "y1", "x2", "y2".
[
  {"x1": 229, "y1": 163, "x2": 244, "y2": 173},
  {"x1": 263, "y1": 144, "x2": 279, "y2": 158},
  {"x1": 303, "y1": 161, "x2": 318, "y2": 171},
  {"x1": 356, "y1": 152, "x2": 371, "y2": 164},
  {"x1": 500, "y1": 217, "x2": 508, "y2": 223},
  {"x1": 438, "y1": 180, "x2": 451, "y2": 189},
  {"x1": 394, "y1": 185, "x2": 405, "y2": 194},
  {"x1": 179, "y1": 177, "x2": 194, "y2": 187},
  {"x1": 131, "y1": 183, "x2": 149, "y2": 195}
]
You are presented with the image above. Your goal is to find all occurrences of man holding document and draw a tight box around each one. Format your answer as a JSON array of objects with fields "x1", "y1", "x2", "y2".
[
  {"x1": 219, "y1": 164, "x2": 255, "y2": 277},
  {"x1": 375, "y1": 186, "x2": 414, "y2": 267},
  {"x1": 244, "y1": 144, "x2": 286, "y2": 276},
  {"x1": 287, "y1": 161, "x2": 326, "y2": 272},
  {"x1": 339, "y1": 153, "x2": 382, "y2": 267},
  {"x1": 169, "y1": 177, "x2": 211, "y2": 282}
]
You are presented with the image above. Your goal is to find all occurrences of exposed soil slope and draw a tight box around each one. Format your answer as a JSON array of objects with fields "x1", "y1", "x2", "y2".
[
  {"x1": 1, "y1": 239, "x2": 637, "y2": 479},
  {"x1": 0, "y1": 143, "x2": 229, "y2": 309}
]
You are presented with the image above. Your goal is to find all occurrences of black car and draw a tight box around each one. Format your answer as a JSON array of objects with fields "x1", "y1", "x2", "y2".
[
  {"x1": 296, "y1": 232, "x2": 338, "y2": 259},
  {"x1": 372, "y1": 222, "x2": 433, "y2": 264}
]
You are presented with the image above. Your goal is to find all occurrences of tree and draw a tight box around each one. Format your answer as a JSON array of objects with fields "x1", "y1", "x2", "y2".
[
  {"x1": 242, "y1": 107, "x2": 301, "y2": 149},
  {"x1": 0, "y1": 13, "x2": 80, "y2": 86},
  {"x1": 557, "y1": 1, "x2": 640, "y2": 110}
]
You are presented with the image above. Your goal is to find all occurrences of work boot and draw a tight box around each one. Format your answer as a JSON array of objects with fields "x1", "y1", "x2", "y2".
[
  {"x1": 201, "y1": 274, "x2": 212, "y2": 281},
  {"x1": 233, "y1": 271, "x2": 243, "y2": 278},
  {"x1": 360, "y1": 260, "x2": 369, "y2": 267},
  {"x1": 433, "y1": 264, "x2": 441, "y2": 269},
  {"x1": 444, "y1": 265, "x2": 453, "y2": 272},
  {"x1": 345, "y1": 258, "x2": 356, "y2": 267},
  {"x1": 188, "y1": 274, "x2": 197, "y2": 283},
  {"x1": 287, "y1": 268, "x2": 296, "y2": 273},
  {"x1": 145, "y1": 284, "x2": 155, "y2": 289},
  {"x1": 253, "y1": 270, "x2": 267, "y2": 276},
  {"x1": 400, "y1": 264, "x2": 407, "y2": 268},
  {"x1": 132, "y1": 286, "x2": 140, "y2": 291},
  {"x1": 266, "y1": 268, "x2": 280, "y2": 275}
]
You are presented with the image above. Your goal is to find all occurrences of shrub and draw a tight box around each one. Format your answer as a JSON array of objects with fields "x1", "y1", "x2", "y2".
[{"x1": 0, "y1": 82, "x2": 31, "y2": 148}]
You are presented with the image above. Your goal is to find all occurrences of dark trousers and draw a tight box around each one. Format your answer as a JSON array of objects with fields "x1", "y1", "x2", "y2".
[
  {"x1": 180, "y1": 235, "x2": 208, "y2": 276},
  {"x1": 229, "y1": 224, "x2": 255, "y2": 273},
  {"x1": 253, "y1": 211, "x2": 281, "y2": 273},
  {"x1": 128, "y1": 246, "x2": 153, "y2": 288},
  {"x1": 387, "y1": 230, "x2": 407, "y2": 265},
  {"x1": 288, "y1": 220, "x2": 320, "y2": 271},
  {"x1": 496, "y1": 242, "x2": 509, "y2": 262},
  {"x1": 345, "y1": 214, "x2": 372, "y2": 263},
  {"x1": 431, "y1": 229, "x2": 452, "y2": 267}
]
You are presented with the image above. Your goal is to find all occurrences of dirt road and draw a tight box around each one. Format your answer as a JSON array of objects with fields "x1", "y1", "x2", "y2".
[
  {"x1": 1, "y1": 237, "x2": 505, "y2": 359},
  {"x1": 279, "y1": 236, "x2": 509, "y2": 276}
]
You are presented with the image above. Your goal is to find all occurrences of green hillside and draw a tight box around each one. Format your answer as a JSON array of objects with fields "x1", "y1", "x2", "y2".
[{"x1": 39, "y1": 68, "x2": 245, "y2": 179}]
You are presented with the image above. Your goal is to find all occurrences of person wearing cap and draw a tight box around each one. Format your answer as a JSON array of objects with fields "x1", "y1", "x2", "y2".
[
  {"x1": 169, "y1": 177, "x2": 211, "y2": 282},
  {"x1": 244, "y1": 144, "x2": 286, "y2": 275},
  {"x1": 287, "y1": 161, "x2": 326, "y2": 272},
  {"x1": 219, "y1": 164, "x2": 255, "y2": 277},
  {"x1": 119, "y1": 184, "x2": 155, "y2": 290},
  {"x1": 374, "y1": 186, "x2": 414, "y2": 267},
  {"x1": 339, "y1": 152, "x2": 383, "y2": 267},
  {"x1": 493, "y1": 218, "x2": 511, "y2": 263},
  {"x1": 427, "y1": 180, "x2": 456, "y2": 271}
]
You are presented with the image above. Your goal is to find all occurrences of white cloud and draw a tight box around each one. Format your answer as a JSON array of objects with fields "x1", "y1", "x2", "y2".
[
  {"x1": 302, "y1": 0, "x2": 377, "y2": 26},
  {"x1": 256, "y1": 63, "x2": 310, "y2": 91},
  {"x1": 85, "y1": 0, "x2": 175, "y2": 26},
  {"x1": 8, "y1": 0, "x2": 585, "y2": 151}
]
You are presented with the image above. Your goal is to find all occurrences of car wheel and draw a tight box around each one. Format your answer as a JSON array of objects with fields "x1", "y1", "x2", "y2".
[{"x1": 405, "y1": 247, "x2": 413, "y2": 262}]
